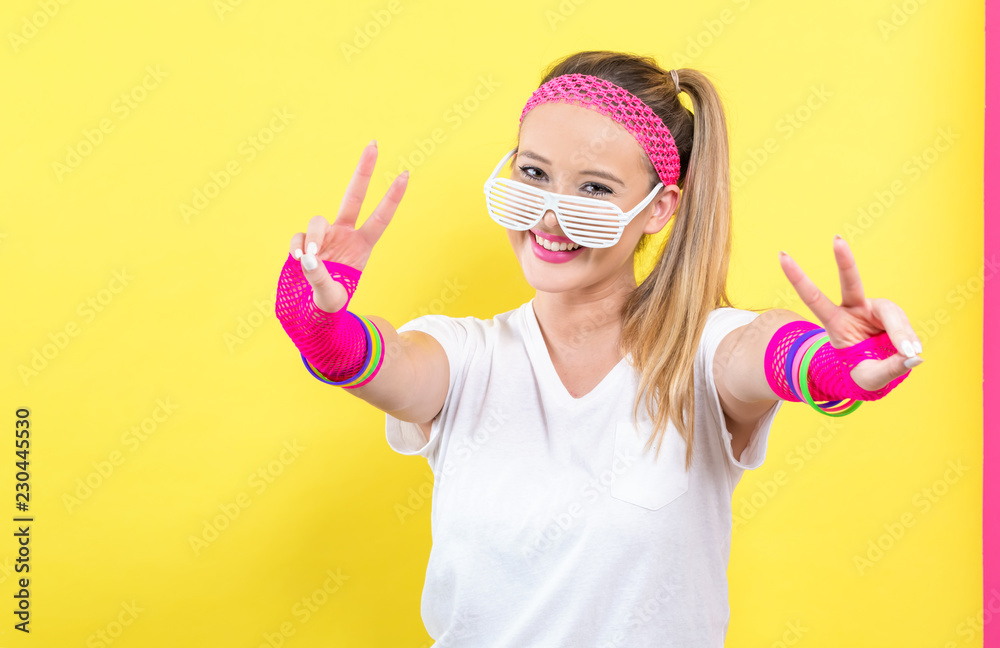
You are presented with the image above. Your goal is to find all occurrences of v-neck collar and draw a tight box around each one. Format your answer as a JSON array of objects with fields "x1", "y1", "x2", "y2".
[{"x1": 522, "y1": 298, "x2": 631, "y2": 403}]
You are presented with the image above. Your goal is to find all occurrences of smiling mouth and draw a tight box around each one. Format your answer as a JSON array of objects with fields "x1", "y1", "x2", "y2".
[
  {"x1": 526, "y1": 231, "x2": 586, "y2": 264},
  {"x1": 530, "y1": 230, "x2": 582, "y2": 252}
]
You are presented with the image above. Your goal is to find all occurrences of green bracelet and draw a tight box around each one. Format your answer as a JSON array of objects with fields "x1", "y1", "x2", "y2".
[{"x1": 797, "y1": 333, "x2": 863, "y2": 417}]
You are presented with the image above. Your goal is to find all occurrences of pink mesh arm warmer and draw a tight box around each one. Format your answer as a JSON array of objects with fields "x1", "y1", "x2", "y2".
[
  {"x1": 765, "y1": 320, "x2": 912, "y2": 402},
  {"x1": 274, "y1": 253, "x2": 371, "y2": 384}
]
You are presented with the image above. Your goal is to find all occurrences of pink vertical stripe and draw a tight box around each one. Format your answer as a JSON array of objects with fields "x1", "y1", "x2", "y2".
[{"x1": 986, "y1": 0, "x2": 997, "y2": 645}]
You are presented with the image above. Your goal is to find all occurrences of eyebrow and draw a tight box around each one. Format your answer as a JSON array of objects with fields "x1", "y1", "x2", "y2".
[{"x1": 518, "y1": 150, "x2": 625, "y2": 187}]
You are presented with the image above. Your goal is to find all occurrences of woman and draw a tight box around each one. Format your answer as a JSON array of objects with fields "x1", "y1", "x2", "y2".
[{"x1": 275, "y1": 51, "x2": 922, "y2": 646}]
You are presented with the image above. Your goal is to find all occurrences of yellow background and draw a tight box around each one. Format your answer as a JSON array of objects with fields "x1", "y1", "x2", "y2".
[{"x1": 0, "y1": 0, "x2": 984, "y2": 646}]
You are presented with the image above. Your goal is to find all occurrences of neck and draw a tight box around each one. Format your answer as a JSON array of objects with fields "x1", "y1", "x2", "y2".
[{"x1": 531, "y1": 262, "x2": 638, "y2": 358}]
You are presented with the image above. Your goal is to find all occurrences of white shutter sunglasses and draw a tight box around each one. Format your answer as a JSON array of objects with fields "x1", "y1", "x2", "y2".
[{"x1": 482, "y1": 148, "x2": 664, "y2": 249}]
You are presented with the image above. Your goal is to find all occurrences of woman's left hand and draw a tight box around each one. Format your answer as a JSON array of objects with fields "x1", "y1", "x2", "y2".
[{"x1": 778, "y1": 234, "x2": 924, "y2": 392}]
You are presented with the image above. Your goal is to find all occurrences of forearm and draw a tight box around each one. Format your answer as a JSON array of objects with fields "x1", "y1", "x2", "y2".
[
  {"x1": 348, "y1": 316, "x2": 449, "y2": 424},
  {"x1": 715, "y1": 308, "x2": 803, "y2": 405}
]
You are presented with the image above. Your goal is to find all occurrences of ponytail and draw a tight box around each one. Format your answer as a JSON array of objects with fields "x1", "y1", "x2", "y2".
[{"x1": 620, "y1": 67, "x2": 734, "y2": 471}]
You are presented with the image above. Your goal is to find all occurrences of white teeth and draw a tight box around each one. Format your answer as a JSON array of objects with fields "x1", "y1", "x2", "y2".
[{"x1": 534, "y1": 233, "x2": 580, "y2": 252}]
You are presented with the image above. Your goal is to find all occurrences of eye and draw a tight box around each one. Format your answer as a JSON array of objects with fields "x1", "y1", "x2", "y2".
[
  {"x1": 517, "y1": 165, "x2": 614, "y2": 198},
  {"x1": 518, "y1": 165, "x2": 545, "y2": 181},
  {"x1": 581, "y1": 182, "x2": 613, "y2": 197}
]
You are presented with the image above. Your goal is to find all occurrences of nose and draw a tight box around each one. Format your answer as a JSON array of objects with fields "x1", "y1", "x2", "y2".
[{"x1": 541, "y1": 209, "x2": 559, "y2": 229}]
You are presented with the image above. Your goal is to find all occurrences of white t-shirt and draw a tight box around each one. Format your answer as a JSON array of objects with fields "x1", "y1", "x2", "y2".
[{"x1": 385, "y1": 299, "x2": 782, "y2": 647}]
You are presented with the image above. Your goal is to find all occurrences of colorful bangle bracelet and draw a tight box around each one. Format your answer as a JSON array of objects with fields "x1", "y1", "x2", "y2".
[
  {"x1": 300, "y1": 313, "x2": 385, "y2": 389},
  {"x1": 781, "y1": 327, "x2": 858, "y2": 414},
  {"x1": 796, "y1": 333, "x2": 863, "y2": 417},
  {"x1": 784, "y1": 328, "x2": 825, "y2": 402},
  {"x1": 791, "y1": 332, "x2": 851, "y2": 412}
]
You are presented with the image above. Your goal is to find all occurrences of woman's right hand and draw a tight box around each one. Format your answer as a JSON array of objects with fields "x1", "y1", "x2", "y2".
[{"x1": 289, "y1": 140, "x2": 409, "y2": 313}]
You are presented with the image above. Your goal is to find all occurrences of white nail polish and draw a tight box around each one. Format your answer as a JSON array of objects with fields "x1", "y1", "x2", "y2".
[
  {"x1": 913, "y1": 339, "x2": 922, "y2": 354},
  {"x1": 306, "y1": 242, "x2": 318, "y2": 256},
  {"x1": 302, "y1": 254, "x2": 318, "y2": 271},
  {"x1": 901, "y1": 340, "x2": 915, "y2": 358},
  {"x1": 293, "y1": 248, "x2": 303, "y2": 259},
  {"x1": 903, "y1": 356, "x2": 923, "y2": 369}
]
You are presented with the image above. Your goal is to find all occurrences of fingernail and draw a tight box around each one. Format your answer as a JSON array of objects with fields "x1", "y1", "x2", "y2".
[
  {"x1": 913, "y1": 338, "x2": 922, "y2": 353},
  {"x1": 301, "y1": 254, "x2": 318, "y2": 271},
  {"x1": 901, "y1": 340, "x2": 915, "y2": 358},
  {"x1": 293, "y1": 248, "x2": 303, "y2": 260},
  {"x1": 370, "y1": 139, "x2": 377, "y2": 149},
  {"x1": 903, "y1": 356, "x2": 924, "y2": 370},
  {"x1": 834, "y1": 233, "x2": 843, "y2": 241},
  {"x1": 306, "y1": 241, "x2": 318, "y2": 255},
  {"x1": 779, "y1": 250, "x2": 788, "y2": 258},
  {"x1": 400, "y1": 169, "x2": 410, "y2": 181}
]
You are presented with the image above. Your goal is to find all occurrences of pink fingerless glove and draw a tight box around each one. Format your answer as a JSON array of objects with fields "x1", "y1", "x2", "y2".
[
  {"x1": 274, "y1": 253, "x2": 372, "y2": 385},
  {"x1": 765, "y1": 320, "x2": 912, "y2": 403}
]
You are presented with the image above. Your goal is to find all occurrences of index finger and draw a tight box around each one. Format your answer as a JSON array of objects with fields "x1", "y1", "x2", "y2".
[
  {"x1": 336, "y1": 140, "x2": 379, "y2": 227},
  {"x1": 779, "y1": 250, "x2": 839, "y2": 325}
]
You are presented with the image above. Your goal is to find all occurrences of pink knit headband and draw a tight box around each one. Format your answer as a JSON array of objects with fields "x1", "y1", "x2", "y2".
[{"x1": 519, "y1": 73, "x2": 682, "y2": 187}]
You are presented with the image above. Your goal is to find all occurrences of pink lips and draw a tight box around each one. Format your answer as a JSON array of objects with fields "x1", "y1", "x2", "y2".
[{"x1": 528, "y1": 229, "x2": 585, "y2": 264}]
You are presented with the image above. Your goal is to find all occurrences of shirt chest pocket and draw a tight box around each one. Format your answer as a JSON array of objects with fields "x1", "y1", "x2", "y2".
[{"x1": 609, "y1": 421, "x2": 689, "y2": 510}]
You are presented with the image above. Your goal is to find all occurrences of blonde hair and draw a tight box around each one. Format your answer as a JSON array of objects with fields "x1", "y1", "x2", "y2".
[{"x1": 537, "y1": 51, "x2": 736, "y2": 471}]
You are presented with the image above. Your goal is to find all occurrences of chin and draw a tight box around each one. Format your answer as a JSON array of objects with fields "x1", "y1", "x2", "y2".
[
  {"x1": 508, "y1": 231, "x2": 587, "y2": 293},
  {"x1": 520, "y1": 267, "x2": 580, "y2": 294}
]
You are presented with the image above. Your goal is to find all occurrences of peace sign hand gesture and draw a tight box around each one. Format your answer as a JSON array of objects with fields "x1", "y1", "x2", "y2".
[
  {"x1": 289, "y1": 141, "x2": 408, "y2": 313},
  {"x1": 779, "y1": 234, "x2": 924, "y2": 394}
]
